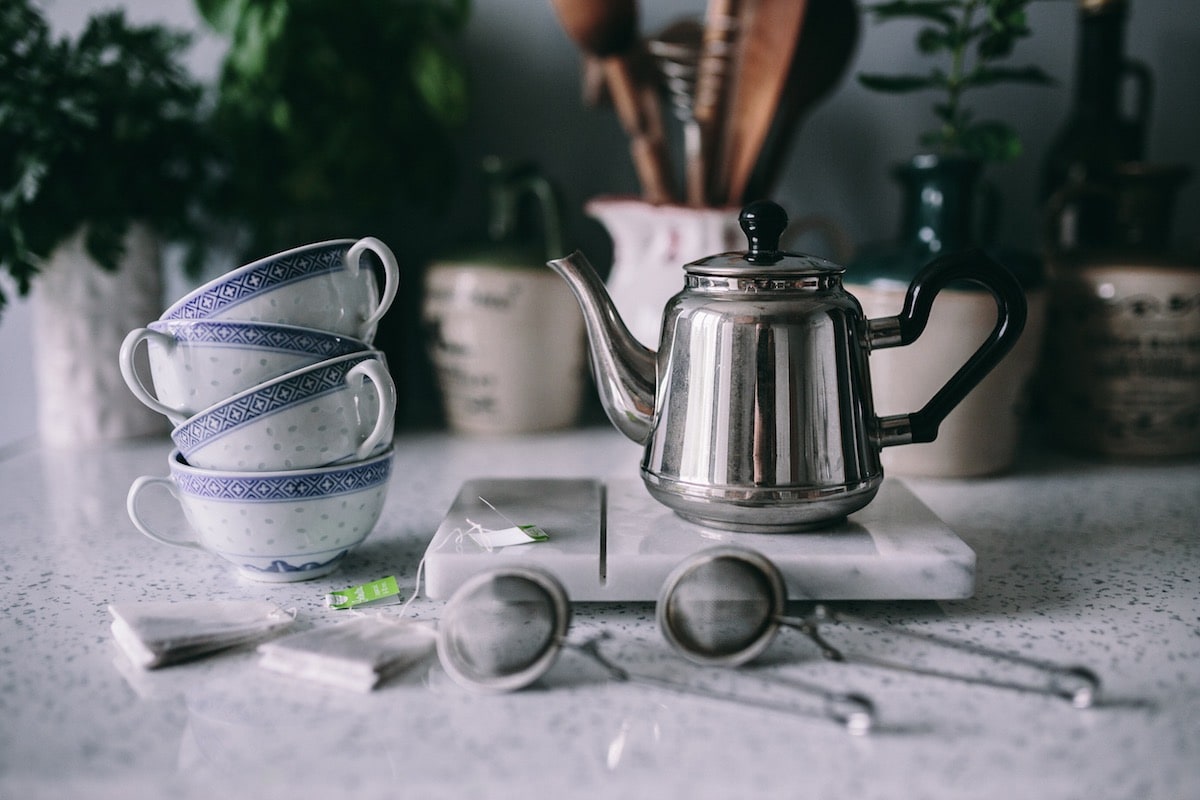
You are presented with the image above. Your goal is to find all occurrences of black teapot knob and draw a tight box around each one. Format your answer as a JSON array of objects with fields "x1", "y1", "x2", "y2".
[{"x1": 739, "y1": 200, "x2": 788, "y2": 263}]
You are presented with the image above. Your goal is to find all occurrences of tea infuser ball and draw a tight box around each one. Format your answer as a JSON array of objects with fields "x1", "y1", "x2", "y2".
[
  {"x1": 436, "y1": 562, "x2": 877, "y2": 732},
  {"x1": 656, "y1": 545, "x2": 1103, "y2": 709},
  {"x1": 656, "y1": 545, "x2": 788, "y2": 667},
  {"x1": 436, "y1": 566, "x2": 570, "y2": 693}
]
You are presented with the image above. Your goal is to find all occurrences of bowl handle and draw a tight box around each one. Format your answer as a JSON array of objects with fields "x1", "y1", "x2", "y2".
[
  {"x1": 347, "y1": 357, "x2": 397, "y2": 459},
  {"x1": 126, "y1": 476, "x2": 202, "y2": 550},
  {"x1": 118, "y1": 327, "x2": 183, "y2": 423},
  {"x1": 348, "y1": 237, "x2": 401, "y2": 340}
]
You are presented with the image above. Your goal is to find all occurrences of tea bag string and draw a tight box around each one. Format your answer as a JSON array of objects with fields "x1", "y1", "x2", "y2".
[
  {"x1": 782, "y1": 605, "x2": 1100, "y2": 709},
  {"x1": 397, "y1": 500, "x2": 498, "y2": 618},
  {"x1": 573, "y1": 633, "x2": 875, "y2": 735}
]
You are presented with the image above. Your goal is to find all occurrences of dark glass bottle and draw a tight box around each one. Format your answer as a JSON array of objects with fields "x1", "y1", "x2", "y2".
[{"x1": 1040, "y1": 0, "x2": 1152, "y2": 242}]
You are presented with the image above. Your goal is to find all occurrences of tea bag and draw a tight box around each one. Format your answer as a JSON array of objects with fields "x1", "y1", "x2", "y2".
[
  {"x1": 258, "y1": 615, "x2": 437, "y2": 692},
  {"x1": 109, "y1": 600, "x2": 297, "y2": 669}
]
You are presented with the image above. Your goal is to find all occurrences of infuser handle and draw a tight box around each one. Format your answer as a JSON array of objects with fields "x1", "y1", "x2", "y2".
[{"x1": 867, "y1": 248, "x2": 1027, "y2": 447}]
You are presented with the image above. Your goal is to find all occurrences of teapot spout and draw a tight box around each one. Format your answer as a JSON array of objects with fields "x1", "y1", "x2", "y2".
[{"x1": 547, "y1": 251, "x2": 656, "y2": 445}]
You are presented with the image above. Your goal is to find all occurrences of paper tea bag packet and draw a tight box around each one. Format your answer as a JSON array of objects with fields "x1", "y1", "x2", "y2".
[
  {"x1": 258, "y1": 615, "x2": 437, "y2": 692},
  {"x1": 109, "y1": 600, "x2": 296, "y2": 669}
]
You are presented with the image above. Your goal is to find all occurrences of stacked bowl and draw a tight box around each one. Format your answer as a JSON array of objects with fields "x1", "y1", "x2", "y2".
[{"x1": 122, "y1": 238, "x2": 401, "y2": 582}]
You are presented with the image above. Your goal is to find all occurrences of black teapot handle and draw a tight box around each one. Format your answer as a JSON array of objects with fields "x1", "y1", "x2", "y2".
[{"x1": 867, "y1": 248, "x2": 1027, "y2": 447}]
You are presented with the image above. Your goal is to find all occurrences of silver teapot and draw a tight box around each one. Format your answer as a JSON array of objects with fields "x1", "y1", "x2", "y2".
[{"x1": 548, "y1": 200, "x2": 1027, "y2": 531}]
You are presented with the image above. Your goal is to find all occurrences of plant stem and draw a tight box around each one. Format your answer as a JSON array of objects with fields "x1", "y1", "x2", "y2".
[{"x1": 943, "y1": 0, "x2": 980, "y2": 152}]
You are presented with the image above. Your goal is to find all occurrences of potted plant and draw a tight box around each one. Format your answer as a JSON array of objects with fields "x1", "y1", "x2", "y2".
[
  {"x1": 193, "y1": 0, "x2": 472, "y2": 427},
  {"x1": 0, "y1": 1, "x2": 211, "y2": 445},
  {"x1": 847, "y1": 0, "x2": 1053, "y2": 477},
  {"x1": 852, "y1": 0, "x2": 1053, "y2": 274}
]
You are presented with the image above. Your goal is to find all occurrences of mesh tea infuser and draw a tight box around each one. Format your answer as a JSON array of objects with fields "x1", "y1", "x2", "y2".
[
  {"x1": 656, "y1": 545, "x2": 1101, "y2": 709},
  {"x1": 435, "y1": 565, "x2": 875, "y2": 733}
]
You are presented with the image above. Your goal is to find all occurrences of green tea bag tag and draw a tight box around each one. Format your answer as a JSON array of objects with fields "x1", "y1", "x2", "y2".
[
  {"x1": 327, "y1": 576, "x2": 402, "y2": 610},
  {"x1": 468, "y1": 524, "x2": 549, "y2": 549},
  {"x1": 467, "y1": 495, "x2": 549, "y2": 549}
]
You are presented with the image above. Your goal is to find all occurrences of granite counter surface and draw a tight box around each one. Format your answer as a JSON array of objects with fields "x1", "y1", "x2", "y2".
[{"x1": 1, "y1": 429, "x2": 1196, "y2": 799}]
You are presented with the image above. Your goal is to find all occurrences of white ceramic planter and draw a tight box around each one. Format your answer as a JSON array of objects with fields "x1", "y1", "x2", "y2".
[
  {"x1": 852, "y1": 283, "x2": 1048, "y2": 477},
  {"x1": 423, "y1": 264, "x2": 586, "y2": 434},
  {"x1": 31, "y1": 225, "x2": 169, "y2": 447}
]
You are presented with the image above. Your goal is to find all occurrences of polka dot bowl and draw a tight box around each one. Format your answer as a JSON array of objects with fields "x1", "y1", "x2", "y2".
[
  {"x1": 170, "y1": 351, "x2": 395, "y2": 472},
  {"x1": 120, "y1": 319, "x2": 371, "y2": 425},
  {"x1": 158, "y1": 237, "x2": 400, "y2": 343},
  {"x1": 126, "y1": 448, "x2": 393, "y2": 582}
]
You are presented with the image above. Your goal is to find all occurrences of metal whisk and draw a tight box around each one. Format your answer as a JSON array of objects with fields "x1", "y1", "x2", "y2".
[{"x1": 647, "y1": 19, "x2": 703, "y2": 205}]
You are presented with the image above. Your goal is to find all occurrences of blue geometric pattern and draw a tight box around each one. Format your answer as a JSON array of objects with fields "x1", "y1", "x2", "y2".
[
  {"x1": 172, "y1": 354, "x2": 370, "y2": 454},
  {"x1": 242, "y1": 551, "x2": 349, "y2": 575},
  {"x1": 175, "y1": 455, "x2": 392, "y2": 500},
  {"x1": 163, "y1": 244, "x2": 349, "y2": 321},
  {"x1": 158, "y1": 321, "x2": 364, "y2": 356}
]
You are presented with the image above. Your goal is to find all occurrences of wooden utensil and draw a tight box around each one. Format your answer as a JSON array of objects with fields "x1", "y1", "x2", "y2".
[
  {"x1": 550, "y1": 0, "x2": 675, "y2": 204},
  {"x1": 692, "y1": 0, "x2": 741, "y2": 206},
  {"x1": 710, "y1": 0, "x2": 809, "y2": 206},
  {"x1": 740, "y1": 0, "x2": 859, "y2": 203},
  {"x1": 647, "y1": 19, "x2": 704, "y2": 206}
]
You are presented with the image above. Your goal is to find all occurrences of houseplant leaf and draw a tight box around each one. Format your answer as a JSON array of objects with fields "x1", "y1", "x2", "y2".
[
  {"x1": 858, "y1": 0, "x2": 1050, "y2": 162},
  {"x1": 0, "y1": 2, "x2": 211, "y2": 311}
]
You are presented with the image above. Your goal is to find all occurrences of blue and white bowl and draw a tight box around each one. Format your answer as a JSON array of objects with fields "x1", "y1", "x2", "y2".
[
  {"x1": 127, "y1": 448, "x2": 394, "y2": 582},
  {"x1": 120, "y1": 319, "x2": 371, "y2": 424},
  {"x1": 159, "y1": 237, "x2": 400, "y2": 342},
  {"x1": 170, "y1": 351, "x2": 396, "y2": 472}
]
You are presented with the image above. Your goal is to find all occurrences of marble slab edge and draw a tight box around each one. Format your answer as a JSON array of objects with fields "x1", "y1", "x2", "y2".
[{"x1": 422, "y1": 477, "x2": 975, "y2": 602}]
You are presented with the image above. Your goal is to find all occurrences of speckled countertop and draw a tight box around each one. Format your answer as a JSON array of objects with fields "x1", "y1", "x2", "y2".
[{"x1": 1, "y1": 429, "x2": 1197, "y2": 799}]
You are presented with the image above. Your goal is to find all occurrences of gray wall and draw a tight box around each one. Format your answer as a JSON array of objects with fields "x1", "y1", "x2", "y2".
[{"x1": 2, "y1": 0, "x2": 1197, "y2": 448}]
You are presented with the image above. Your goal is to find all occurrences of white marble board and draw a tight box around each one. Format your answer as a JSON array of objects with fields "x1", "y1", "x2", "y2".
[{"x1": 422, "y1": 477, "x2": 975, "y2": 602}]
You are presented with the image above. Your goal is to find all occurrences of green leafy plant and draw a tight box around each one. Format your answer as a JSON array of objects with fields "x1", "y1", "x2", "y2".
[
  {"x1": 858, "y1": 0, "x2": 1052, "y2": 162},
  {"x1": 0, "y1": 1, "x2": 211, "y2": 313},
  {"x1": 194, "y1": 0, "x2": 471, "y2": 262}
]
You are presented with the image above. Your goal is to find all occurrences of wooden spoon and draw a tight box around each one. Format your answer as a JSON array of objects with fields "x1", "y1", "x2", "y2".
[
  {"x1": 740, "y1": 0, "x2": 859, "y2": 203},
  {"x1": 710, "y1": 0, "x2": 809, "y2": 206},
  {"x1": 551, "y1": 0, "x2": 675, "y2": 204},
  {"x1": 692, "y1": 0, "x2": 741, "y2": 207}
]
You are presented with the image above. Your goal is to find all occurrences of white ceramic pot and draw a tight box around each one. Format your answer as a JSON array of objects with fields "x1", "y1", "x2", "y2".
[
  {"x1": 127, "y1": 448, "x2": 393, "y2": 582},
  {"x1": 30, "y1": 224, "x2": 169, "y2": 447},
  {"x1": 422, "y1": 264, "x2": 587, "y2": 434},
  {"x1": 852, "y1": 282, "x2": 1049, "y2": 477}
]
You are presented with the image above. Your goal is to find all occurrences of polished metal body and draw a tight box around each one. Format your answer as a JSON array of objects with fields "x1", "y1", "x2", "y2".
[
  {"x1": 646, "y1": 266, "x2": 884, "y2": 529},
  {"x1": 548, "y1": 201, "x2": 1025, "y2": 531}
]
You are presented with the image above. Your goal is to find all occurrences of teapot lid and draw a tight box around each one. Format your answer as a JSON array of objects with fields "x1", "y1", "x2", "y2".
[{"x1": 685, "y1": 200, "x2": 844, "y2": 278}]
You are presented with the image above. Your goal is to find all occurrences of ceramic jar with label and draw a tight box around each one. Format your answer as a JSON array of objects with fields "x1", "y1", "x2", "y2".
[
  {"x1": 1042, "y1": 163, "x2": 1198, "y2": 458},
  {"x1": 422, "y1": 158, "x2": 586, "y2": 434}
]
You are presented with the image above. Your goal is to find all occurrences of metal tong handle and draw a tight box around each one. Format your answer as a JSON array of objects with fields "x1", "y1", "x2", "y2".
[
  {"x1": 783, "y1": 606, "x2": 1100, "y2": 709},
  {"x1": 574, "y1": 634, "x2": 874, "y2": 734}
]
